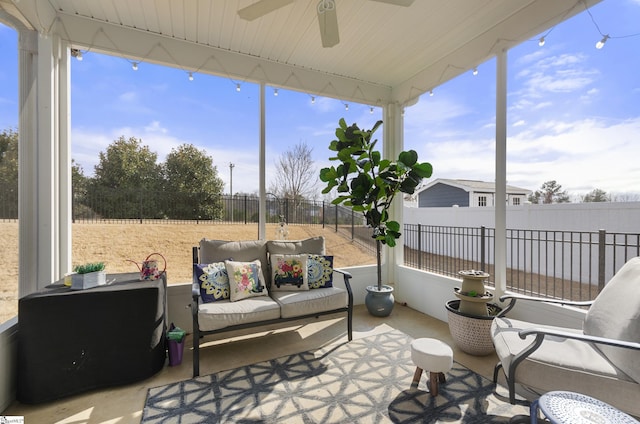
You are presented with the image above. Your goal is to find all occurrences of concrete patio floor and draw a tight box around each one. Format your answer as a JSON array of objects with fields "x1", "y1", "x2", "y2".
[{"x1": 5, "y1": 304, "x2": 501, "y2": 423}]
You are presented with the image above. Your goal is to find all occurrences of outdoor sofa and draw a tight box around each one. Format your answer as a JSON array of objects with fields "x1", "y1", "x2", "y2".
[{"x1": 191, "y1": 236, "x2": 353, "y2": 377}]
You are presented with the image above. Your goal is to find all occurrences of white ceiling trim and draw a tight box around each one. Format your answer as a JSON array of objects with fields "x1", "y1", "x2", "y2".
[{"x1": 55, "y1": 13, "x2": 393, "y2": 106}]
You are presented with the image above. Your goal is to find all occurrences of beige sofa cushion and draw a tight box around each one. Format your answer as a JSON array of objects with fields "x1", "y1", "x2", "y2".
[
  {"x1": 270, "y1": 287, "x2": 347, "y2": 318},
  {"x1": 583, "y1": 256, "x2": 640, "y2": 383},
  {"x1": 491, "y1": 316, "x2": 640, "y2": 416},
  {"x1": 197, "y1": 296, "x2": 280, "y2": 331},
  {"x1": 199, "y1": 239, "x2": 269, "y2": 285},
  {"x1": 266, "y1": 237, "x2": 325, "y2": 255}
]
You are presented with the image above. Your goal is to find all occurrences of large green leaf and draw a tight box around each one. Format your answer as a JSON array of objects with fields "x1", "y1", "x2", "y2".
[
  {"x1": 398, "y1": 150, "x2": 418, "y2": 166},
  {"x1": 412, "y1": 162, "x2": 433, "y2": 178}
]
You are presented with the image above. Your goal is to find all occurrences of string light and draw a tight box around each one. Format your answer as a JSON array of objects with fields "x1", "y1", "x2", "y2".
[
  {"x1": 370, "y1": 107, "x2": 374, "y2": 114},
  {"x1": 311, "y1": 96, "x2": 316, "y2": 104},
  {"x1": 236, "y1": 83, "x2": 241, "y2": 92},
  {"x1": 429, "y1": 90, "x2": 434, "y2": 97},
  {"x1": 71, "y1": 49, "x2": 83, "y2": 61},
  {"x1": 188, "y1": 72, "x2": 194, "y2": 81},
  {"x1": 472, "y1": 67, "x2": 478, "y2": 76},
  {"x1": 345, "y1": 103, "x2": 349, "y2": 111},
  {"x1": 538, "y1": 37, "x2": 546, "y2": 47},
  {"x1": 131, "y1": 62, "x2": 138, "y2": 71},
  {"x1": 595, "y1": 34, "x2": 609, "y2": 49},
  {"x1": 274, "y1": 88, "x2": 278, "y2": 96}
]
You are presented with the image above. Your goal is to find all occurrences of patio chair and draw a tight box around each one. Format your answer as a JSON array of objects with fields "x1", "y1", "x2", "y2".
[{"x1": 491, "y1": 256, "x2": 640, "y2": 418}]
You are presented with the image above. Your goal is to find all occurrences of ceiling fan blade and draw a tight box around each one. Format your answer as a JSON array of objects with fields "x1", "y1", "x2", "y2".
[
  {"x1": 238, "y1": 0, "x2": 295, "y2": 21},
  {"x1": 369, "y1": 0, "x2": 416, "y2": 6},
  {"x1": 317, "y1": 1, "x2": 339, "y2": 48}
]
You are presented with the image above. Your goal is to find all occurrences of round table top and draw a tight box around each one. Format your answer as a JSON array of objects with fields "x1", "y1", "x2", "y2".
[{"x1": 538, "y1": 391, "x2": 639, "y2": 424}]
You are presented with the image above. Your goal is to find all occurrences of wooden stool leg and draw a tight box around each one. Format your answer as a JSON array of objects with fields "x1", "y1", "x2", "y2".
[
  {"x1": 411, "y1": 367, "x2": 423, "y2": 389},
  {"x1": 438, "y1": 372, "x2": 446, "y2": 384},
  {"x1": 429, "y1": 371, "x2": 439, "y2": 397}
]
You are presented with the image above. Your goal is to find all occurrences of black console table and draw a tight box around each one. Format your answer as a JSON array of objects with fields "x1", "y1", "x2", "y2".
[{"x1": 17, "y1": 273, "x2": 167, "y2": 404}]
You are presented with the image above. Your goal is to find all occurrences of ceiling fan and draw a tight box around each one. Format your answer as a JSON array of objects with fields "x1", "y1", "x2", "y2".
[{"x1": 238, "y1": 0, "x2": 416, "y2": 48}]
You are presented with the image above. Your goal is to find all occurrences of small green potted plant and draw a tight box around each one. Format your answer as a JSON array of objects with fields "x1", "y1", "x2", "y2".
[
  {"x1": 71, "y1": 262, "x2": 107, "y2": 290},
  {"x1": 320, "y1": 118, "x2": 432, "y2": 316}
]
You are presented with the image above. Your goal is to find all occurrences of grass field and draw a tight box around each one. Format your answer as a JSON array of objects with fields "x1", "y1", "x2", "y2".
[{"x1": 0, "y1": 222, "x2": 375, "y2": 324}]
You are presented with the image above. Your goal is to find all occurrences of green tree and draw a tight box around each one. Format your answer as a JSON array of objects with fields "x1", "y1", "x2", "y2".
[
  {"x1": 0, "y1": 128, "x2": 18, "y2": 218},
  {"x1": 582, "y1": 188, "x2": 609, "y2": 202},
  {"x1": 72, "y1": 160, "x2": 96, "y2": 220},
  {"x1": 88, "y1": 136, "x2": 163, "y2": 219},
  {"x1": 528, "y1": 180, "x2": 570, "y2": 204},
  {"x1": 162, "y1": 144, "x2": 224, "y2": 219}
]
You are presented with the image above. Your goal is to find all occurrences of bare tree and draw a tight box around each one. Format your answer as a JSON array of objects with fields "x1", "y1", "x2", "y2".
[{"x1": 269, "y1": 141, "x2": 317, "y2": 201}]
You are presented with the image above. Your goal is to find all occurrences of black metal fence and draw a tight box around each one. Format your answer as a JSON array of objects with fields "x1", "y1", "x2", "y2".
[
  {"x1": 4, "y1": 185, "x2": 638, "y2": 302},
  {"x1": 404, "y1": 224, "x2": 640, "y2": 301}
]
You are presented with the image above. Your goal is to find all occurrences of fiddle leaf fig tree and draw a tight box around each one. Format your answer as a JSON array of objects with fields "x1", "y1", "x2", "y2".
[{"x1": 320, "y1": 118, "x2": 433, "y2": 291}]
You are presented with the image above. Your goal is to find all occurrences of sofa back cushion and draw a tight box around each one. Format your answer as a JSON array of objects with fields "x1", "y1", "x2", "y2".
[
  {"x1": 199, "y1": 239, "x2": 269, "y2": 287},
  {"x1": 583, "y1": 256, "x2": 640, "y2": 383},
  {"x1": 266, "y1": 237, "x2": 325, "y2": 256}
]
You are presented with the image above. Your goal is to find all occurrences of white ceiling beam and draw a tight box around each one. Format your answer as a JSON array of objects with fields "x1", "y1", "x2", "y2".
[{"x1": 55, "y1": 13, "x2": 393, "y2": 105}]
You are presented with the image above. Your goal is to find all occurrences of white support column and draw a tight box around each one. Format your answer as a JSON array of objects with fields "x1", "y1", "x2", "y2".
[
  {"x1": 18, "y1": 30, "x2": 71, "y2": 295},
  {"x1": 258, "y1": 82, "x2": 266, "y2": 239},
  {"x1": 494, "y1": 50, "x2": 508, "y2": 296},
  {"x1": 18, "y1": 29, "x2": 39, "y2": 297},
  {"x1": 382, "y1": 102, "x2": 404, "y2": 286},
  {"x1": 59, "y1": 43, "x2": 72, "y2": 275}
]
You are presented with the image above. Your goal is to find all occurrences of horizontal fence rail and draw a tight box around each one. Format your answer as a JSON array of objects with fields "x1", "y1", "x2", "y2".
[
  {"x1": 3, "y1": 185, "x2": 637, "y2": 302},
  {"x1": 404, "y1": 224, "x2": 640, "y2": 301}
]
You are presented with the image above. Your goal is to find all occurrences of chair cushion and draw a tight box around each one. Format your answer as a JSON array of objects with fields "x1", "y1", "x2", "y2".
[
  {"x1": 197, "y1": 296, "x2": 281, "y2": 331},
  {"x1": 491, "y1": 316, "x2": 640, "y2": 416},
  {"x1": 199, "y1": 239, "x2": 269, "y2": 284},
  {"x1": 583, "y1": 256, "x2": 640, "y2": 383},
  {"x1": 270, "y1": 287, "x2": 347, "y2": 318},
  {"x1": 266, "y1": 237, "x2": 325, "y2": 255}
]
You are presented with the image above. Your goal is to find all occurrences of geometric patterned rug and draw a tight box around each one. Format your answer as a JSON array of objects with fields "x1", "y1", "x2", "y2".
[{"x1": 142, "y1": 330, "x2": 530, "y2": 423}]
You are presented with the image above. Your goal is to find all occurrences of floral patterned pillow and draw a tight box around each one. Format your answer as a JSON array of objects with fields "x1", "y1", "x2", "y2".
[
  {"x1": 225, "y1": 259, "x2": 268, "y2": 301},
  {"x1": 270, "y1": 254, "x2": 309, "y2": 291},
  {"x1": 194, "y1": 262, "x2": 229, "y2": 303},
  {"x1": 308, "y1": 255, "x2": 333, "y2": 289}
]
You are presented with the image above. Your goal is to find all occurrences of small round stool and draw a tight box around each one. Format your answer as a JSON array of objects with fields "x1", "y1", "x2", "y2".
[{"x1": 410, "y1": 338, "x2": 453, "y2": 397}]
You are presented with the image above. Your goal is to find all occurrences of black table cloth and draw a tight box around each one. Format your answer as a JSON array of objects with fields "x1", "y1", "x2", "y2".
[{"x1": 17, "y1": 273, "x2": 167, "y2": 404}]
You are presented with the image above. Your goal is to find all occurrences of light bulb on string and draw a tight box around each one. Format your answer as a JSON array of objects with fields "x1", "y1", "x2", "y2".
[
  {"x1": 274, "y1": 88, "x2": 278, "y2": 96},
  {"x1": 596, "y1": 35, "x2": 609, "y2": 49},
  {"x1": 236, "y1": 83, "x2": 241, "y2": 92},
  {"x1": 344, "y1": 103, "x2": 349, "y2": 111},
  {"x1": 132, "y1": 62, "x2": 138, "y2": 71},
  {"x1": 188, "y1": 72, "x2": 194, "y2": 81},
  {"x1": 472, "y1": 67, "x2": 478, "y2": 76},
  {"x1": 370, "y1": 107, "x2": 374, "y2": 114},
  {"x1": 429, "y1": 90, "x2": 434, "y2": 97},
  {"x1": 311, "y1": 96, "x2": 315, "y2": 104},
  {"x1": 538, "y1": 37, "x2": 546, "y2": 47}
]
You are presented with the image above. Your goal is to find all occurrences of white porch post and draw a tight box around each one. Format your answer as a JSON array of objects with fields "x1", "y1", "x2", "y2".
[
  {"x1": 258, "y1": 82, "x2": 266, "y2": 239},
  {"x1": 18, "y1": 30, "x2": 71, "y2": 295},
  {"x1": 494, "y1": 49, "x2": 508, "y2": 295},
  {"x1": 382, "y1": 102, "x2": 404, "y2": 286}
]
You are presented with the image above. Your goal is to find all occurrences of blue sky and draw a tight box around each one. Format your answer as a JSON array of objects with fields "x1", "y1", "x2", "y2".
[{"x1": 1, "y1": 0, "x2": 639, "y2": 200}]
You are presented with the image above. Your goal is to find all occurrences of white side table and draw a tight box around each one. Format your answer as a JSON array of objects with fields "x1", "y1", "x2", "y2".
[{"x1": 530, "y1": 391, "x2": 639, "y2": 424}]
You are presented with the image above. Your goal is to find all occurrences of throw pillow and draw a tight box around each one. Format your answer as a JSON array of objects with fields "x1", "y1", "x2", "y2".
[
  {"x1": 225, "y1": 259, "x2": 268, "y2": 301},
  {"x1": 308, "y1": 255, "x2": 333, "y2": 289},
  {"x1": 270, "y1": 254, "x2": 309, "y2": 291},
  {"x1": 194, "y1": 262, "x2": 229, "y2": 303}
]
